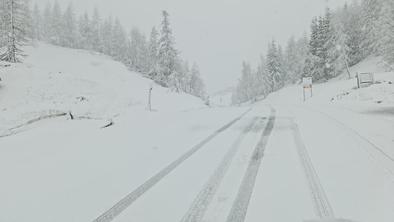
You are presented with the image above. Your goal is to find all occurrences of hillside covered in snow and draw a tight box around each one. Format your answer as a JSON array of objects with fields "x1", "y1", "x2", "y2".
[
  {"x1": 0, "y1": 43, "x2": 209, "y2": 136},
  {"x1": 0, "y1": 44, "x2": 250, "y2": 222}
]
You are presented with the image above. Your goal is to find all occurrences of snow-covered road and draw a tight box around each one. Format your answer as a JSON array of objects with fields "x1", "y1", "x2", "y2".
[
  {"x1": 1, "y1": 101, "x2": 393, "y2": 222},
  {"x1": 92, "y1": 101, "x2": 394, "y2": 222},
  {"x1": 1, "y1": 100, "x2": 393, "y2": 222}
]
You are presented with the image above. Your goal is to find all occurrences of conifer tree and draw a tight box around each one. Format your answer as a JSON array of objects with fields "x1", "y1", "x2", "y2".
[
  {"x1": 376, "y1": 0, "x2": 394, "y2": 64},
  {"x1": 0, "y1": 0, "x2": 30, "y2": 62},
  {"x1": 148, "y1": 27, "x2": 159, "y2": 77},
  {"x1": 90, "y1": 7, "x2": 102, "y2": 52},
  {"x1": 266, "y1": 40, "x2": 282, "y2": 91},
  {"x1": 157, "y1": 10, "x2": 178, "y2": 87},
  {"x1": 61, "y1": 3, "x2": 77, "y2": 48},
  {"x1": 50, "y1": 1, "x2": 62, "y2": 45},
  {"x1": 111, "y1": 18, "x2": 127, "y2": 62},
  {"x1": 78, "y1": 12, "x2": 91, "y2": 50},
  {"x1": 31, "y1": 3, "x2": 41, "y2": 40}
]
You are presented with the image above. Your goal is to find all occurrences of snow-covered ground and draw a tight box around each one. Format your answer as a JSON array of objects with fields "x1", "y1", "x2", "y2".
[
  {"x1": 0, "y1": 44, "x2": 248, "y2": 222},
  {"x1": 0, "y1": 46, "x2": 393, "y2": 222},
  {"x1": 0, "y1": 44, "x2": 211, "y2": 135},
  {"x1": 257, "y1": 57, "x2": 394, "y2": 222}
]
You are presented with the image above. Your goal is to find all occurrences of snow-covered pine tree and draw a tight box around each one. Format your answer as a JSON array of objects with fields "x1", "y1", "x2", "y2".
[
  {"x1": 128, "y1": 28, "x2": 149, "y2": 73},
  {"x1": 322, "y1": 8, "x2": 340, "y2": 79},
  {"x1": 179, "y1": 60, "x2": 190, "y2": 93},
  {"x1": 41, "y1": 2, "x2": 52, "y2": 42},
  {"x1": 189, "y1": 63, "x2": 206, "y2": 98},
  {"x1": 329, "y1": 20, "x2": 351, "y2": 78},
  {"x1": 0, "y1": 0, "x2": 8, "y2": 48},
  {"x1": 78, "y1": 12, "x2": 91, "y2": 50},
  {"x1": 128, "y1": 28, "x2": 139, "y2": 69},
  {"x1": 0, "y1": 0, "x2": 30, "y2": 63},
  {"x1": 309, "y1": 17, "x2": 319, "y2": 57},
  {"x1": 49, "y1": 1, "x2": 62, "y2": 45},
  {"x1": 294, "y1": 34, "x2": 309, "y2": 82},
  {"x1": 284, "y1": 36, "x2": 298, "y2": 84},
  {"x1": 308, "y1": 17, "x2": 325, "y2": 80},
  {"x1": 171, "y1": 57, "x2": 187, "y2": 92},
  {"x1": 277, "y1": 44, "x2": 286, "y2": 87},
  {"x1": 250, "y1": 61, "x2": 263, "y2": 100},
  {"x1": 111, "y1": 18, "x2": 128, "y2": 62},
  {"x1": 376, "y1": 0, "x2": 394, "y2": 64},
  {"x1": 341, "y1": 1, "x2": 364, "y2": 66},
  {"x1": 257, "y1": 55, "x2": 270, "y2": 97},
  {"x1": 90, "y1": 7, "x2": 102, "y2": 52},
  {"x1": 307, "y1": 9, "x2": 335, "y2": 80},
  {"x1": 147, "y1": 27, "x2": 159, "y2": 78},
  {"x1": 157, "y1": 10, "x2": 178, "y2": 87},
  {"x1": 101, "y1": 16, "x2": 113, "y2": 56},
  {"x1": 31, "y1": 3, "x2": 41, "y2": 41},
  {"x1": 266, "y1": 40, "x2": 283, "y2": 91},
  {"x1": 361, "y1": 0, "x2": 383, "y2": 57},
  {"x1": 61, "y1": 3, "x2": 77, "y2": 48}
]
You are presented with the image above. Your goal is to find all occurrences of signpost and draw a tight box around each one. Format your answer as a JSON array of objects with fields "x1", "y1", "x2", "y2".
[
  {"x1": 302, "y1": 77, "x2": 313, "y2": 102},
  {"x1": 356, "y1": 72, "x2": 374, "y2": 88},
  {"x1": 147, "y1": 84, "x2": 153, "y2": 111}
]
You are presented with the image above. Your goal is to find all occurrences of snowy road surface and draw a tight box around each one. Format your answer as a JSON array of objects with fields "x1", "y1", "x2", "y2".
[
  {"x1": 97, "y1": 102, "x2": 393, "y2": 222},
  {"x1": 0, "y1": 100, "x2": 393, "y2": 222}
]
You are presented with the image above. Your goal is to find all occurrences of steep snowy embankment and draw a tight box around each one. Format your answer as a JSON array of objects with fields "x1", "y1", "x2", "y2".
[{"x1": 0, "y1": 43, "x2": 208, "y2": 134}]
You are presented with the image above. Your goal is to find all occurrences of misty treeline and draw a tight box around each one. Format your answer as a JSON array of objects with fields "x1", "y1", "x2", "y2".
[
  {"x1": 233, "y1": 0, "x2": 394, "y2": 104},
  {"x1": 0, "y1": 0, "x2": 206, "y2": 98}
]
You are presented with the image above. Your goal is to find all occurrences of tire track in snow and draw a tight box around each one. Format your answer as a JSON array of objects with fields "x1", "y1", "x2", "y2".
[
  {"x1": 225, "y1": 108, "x2": 276, "y2": 222},
  {"x1": 0, "y1": 111, "x2": 68, "y2": 138},
  {"x1": 298, "y1": 105, "x2": 394, "y2": 171},
  {"x1": 92, "y1": 108, "x2": 252, "y2": 222},
  {"x1": 180, "y1": 116, "x2": 262, "y2": 222},
  {"x1": 291, "y1": 121, "x2": 335, "y2": 219}
]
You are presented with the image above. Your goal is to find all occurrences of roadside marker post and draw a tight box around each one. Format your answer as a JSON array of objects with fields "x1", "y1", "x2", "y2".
[
  {"x1": 302, "y1": 77, "x2": 313, "y2": 102},
  {"x1": 147, "y1": 84, "x2": 153, "y2": 111}
]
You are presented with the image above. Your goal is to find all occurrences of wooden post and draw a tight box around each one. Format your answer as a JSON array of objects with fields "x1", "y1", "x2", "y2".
[
  {"x1": 356, "y1": 72, "x2": 360, "y2": 89},
  {"x1": 148, "y1": 87, "x2": 153, "y2": 111},
  {"x1": 311, "y1": 85, "x2": 313, "y2": 97}
]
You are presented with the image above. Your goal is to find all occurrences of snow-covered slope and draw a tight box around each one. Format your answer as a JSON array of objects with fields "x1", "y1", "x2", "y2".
[
  {"x1": 269, "y1": 57, "x2": 394, "y2": 106},
  {"x1": 0, "y1": 43, "x2": 207, "y2": 135}
]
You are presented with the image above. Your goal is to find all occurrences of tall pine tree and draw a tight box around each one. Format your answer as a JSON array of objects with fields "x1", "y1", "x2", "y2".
[{"x1": 157, "y1": 10, "x2": 177, "y2": 87}]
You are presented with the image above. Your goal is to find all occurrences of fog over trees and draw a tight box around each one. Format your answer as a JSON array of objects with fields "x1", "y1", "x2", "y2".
[
  {"x1": 0, "y1": 0, "x2": 206, "y2": 98},
  {"x1": 233, "y1": 0, "x2": 394, "y2": 104}
]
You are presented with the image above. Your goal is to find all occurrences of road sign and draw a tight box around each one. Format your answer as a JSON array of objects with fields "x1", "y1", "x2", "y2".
[
  {"x1": 302, "y1": 77, "x2": 313, "y2": 101},
  {"x1": 303, "y1": 77, "x2": 313, "y2": 89},
  {"x1": 357, "y1": 72, "x2": 374, "y2": 88}
]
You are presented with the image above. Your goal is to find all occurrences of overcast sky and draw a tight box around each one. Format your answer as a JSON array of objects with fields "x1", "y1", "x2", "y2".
[{"x1": 34, "y1": 0, "x2": 348, "y2": 93}]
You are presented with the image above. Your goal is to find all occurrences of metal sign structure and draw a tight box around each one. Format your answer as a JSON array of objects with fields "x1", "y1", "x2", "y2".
[
  {"x1": 302, "y1": 77, "x2": 313, "y2": 101},
  {"x1": 357, "y1": 72, "x2": 374, "y2": 88}
]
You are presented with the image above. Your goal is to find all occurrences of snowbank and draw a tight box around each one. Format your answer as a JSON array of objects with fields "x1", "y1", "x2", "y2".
[{"x1": 0, "y1": 43, "x2": 206, "y2": 135}]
